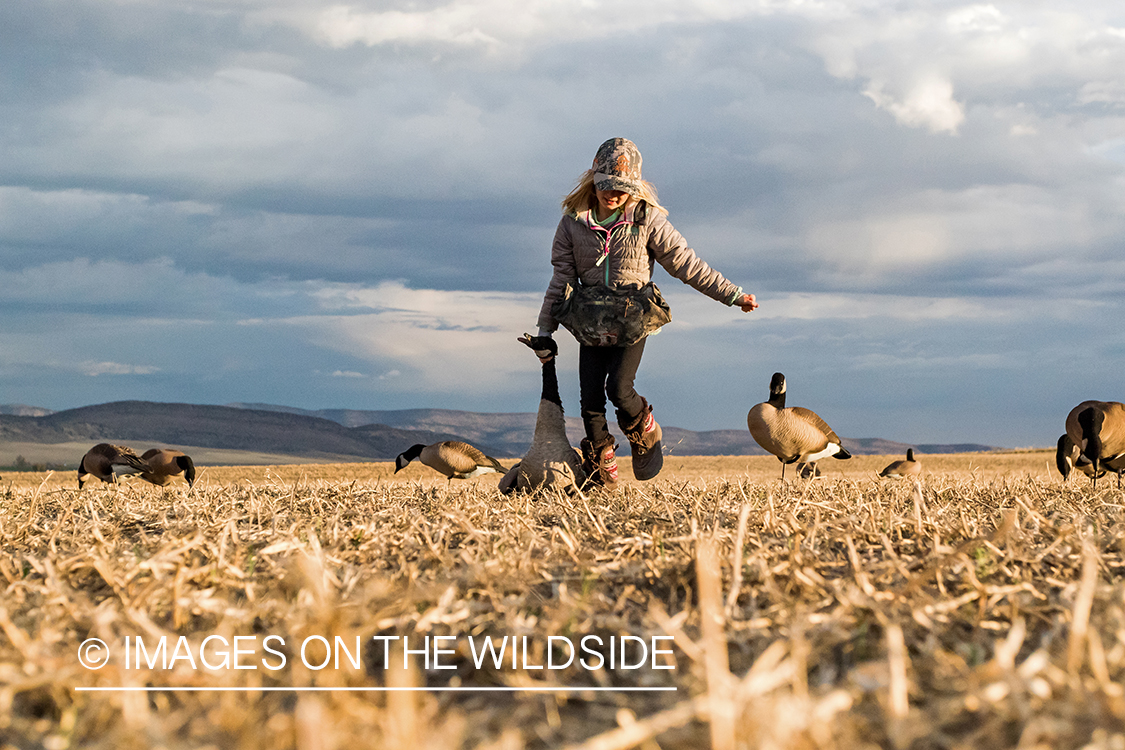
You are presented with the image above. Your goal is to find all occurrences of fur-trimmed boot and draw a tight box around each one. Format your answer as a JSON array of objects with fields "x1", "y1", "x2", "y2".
[
  {"x1": 580, "y1": 437, "x2": 619, "y2": 491},
  {"x1": 619, "y1": 398, "x2": 663, "y2": 481}
]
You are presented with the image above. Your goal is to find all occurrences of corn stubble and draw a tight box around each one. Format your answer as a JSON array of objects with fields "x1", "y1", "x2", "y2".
[{"x1": 1, "y1": 461, "x2": 1124, "y2": 749}]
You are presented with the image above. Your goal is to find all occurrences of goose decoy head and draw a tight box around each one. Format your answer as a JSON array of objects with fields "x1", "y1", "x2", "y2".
[
  {"x1": 769, "y1": 372, "x2": 786, "y2": 396},
  {"x1": 1055, "y1": 434, "x2": 1073, "y2": 479},
  {"x1": 395, "y1": 444, "x2": 425, "y2": 473},
  {"x1": 518, "y1": 333, "x2": 558, "y2": 361},
  {"x1": 178, "y1": 455, "x2": 197, "y2": 487}
]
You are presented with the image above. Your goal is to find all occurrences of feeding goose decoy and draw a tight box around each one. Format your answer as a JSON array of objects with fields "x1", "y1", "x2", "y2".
[
  {"x1": 879, "y1": 449, "x2": 921, "y2": 479},
  {"x1": 394, "y1": 441, "x2": 505, "y2": 483},
  {"x1": 139, "y1": 448, "x2": 197, "y2": 488},
  {"x1": 1065, "y1": 400, "x2": 1125, "y2": 488},
  {"x1": 77, "y1": 443, "x2": 152, "y2": 488},
  {"x1": 747, "y1": 372, "x2": 851, "y2": 480}
]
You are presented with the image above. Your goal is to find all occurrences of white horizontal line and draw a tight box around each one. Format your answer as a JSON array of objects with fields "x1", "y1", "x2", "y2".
[{"x1": 75, "y1": 686, "x2": 677, "y2": 692}]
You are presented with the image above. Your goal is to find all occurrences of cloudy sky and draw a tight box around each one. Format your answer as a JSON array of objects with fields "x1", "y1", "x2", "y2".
[{"x1": 2, "y1": 0, "x2": 1123, "y2": 447}]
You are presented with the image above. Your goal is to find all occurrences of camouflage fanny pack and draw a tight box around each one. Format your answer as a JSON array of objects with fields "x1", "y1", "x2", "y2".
[{"x1": 552, "y1": 281, "x2": 672, "y2": 347}]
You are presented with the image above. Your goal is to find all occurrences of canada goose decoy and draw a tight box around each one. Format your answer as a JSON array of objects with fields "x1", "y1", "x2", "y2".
[
  {"x1": 394, "y1": 441, "x2": 505, "y2": 483},
  {"x1": 879, "y1": 449, "x2": 921, "y2": 479},
  {"x1": 1065, "y1": 400, "x2": 1125, "y2": 488},
  {"x1": 139, "y1": 449, "x2": 197, "y2": 488},
  {"x1": 747, "y1": 372, "x2": 852, "y2": 480},
  {"x1": 77, "y1": 443, "x2": 152, "y2": 488},
  {"x1": 498, "y1": 334, "x2": 586, "y2": 495}
]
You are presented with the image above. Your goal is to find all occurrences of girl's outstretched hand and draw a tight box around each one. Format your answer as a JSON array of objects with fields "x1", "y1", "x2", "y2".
[{"x1": 738, "y1": 293, "x2": 759, "y2": 312}]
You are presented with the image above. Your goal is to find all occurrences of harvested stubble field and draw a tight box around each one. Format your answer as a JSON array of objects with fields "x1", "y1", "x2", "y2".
[{"x1": 2, "y1": 452, "x2": 1125, "y2": 750}]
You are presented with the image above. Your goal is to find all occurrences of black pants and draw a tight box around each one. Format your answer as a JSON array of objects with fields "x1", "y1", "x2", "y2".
[{"x1": 579, "y1": 339, "x2": 646, "y2": 446}]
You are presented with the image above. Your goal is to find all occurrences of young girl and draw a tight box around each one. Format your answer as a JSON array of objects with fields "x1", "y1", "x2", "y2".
[{"x1": 537, "y1": 137, "x2": 759, "y2": 488}]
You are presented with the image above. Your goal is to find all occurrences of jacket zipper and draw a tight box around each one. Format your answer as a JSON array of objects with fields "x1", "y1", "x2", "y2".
[{"x1": 588, "y1": 215, "x2": 630, "y2": 286}]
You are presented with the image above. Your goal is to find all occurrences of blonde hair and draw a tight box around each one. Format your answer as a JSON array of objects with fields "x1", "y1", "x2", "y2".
[{"x1": 561, "y1": 169, "x2": 668, "y2": 216}]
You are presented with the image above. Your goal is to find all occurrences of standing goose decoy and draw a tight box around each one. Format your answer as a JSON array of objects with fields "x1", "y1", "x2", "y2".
[
  {"x1": 1065, "y1": 400, "x2": 1125, "y2": 488},
  {"x1": 498, "y1": 334, "x2": 586, "y2": 495},
  {"x1": 394, "y1": 441, "x2": 505, "y2": 483},
  {"x1": 139, "y1": 448, "x2": 197, "y2": 488},
  {"x1": 879, "y1": 449, "x2": 922, "y2": 479},
  {"x1": 77, "y1": 443, "x2": 152, "y2": 488},
  {"x1": 747, "y1": 372, "x2": 851, "y2": 480}
]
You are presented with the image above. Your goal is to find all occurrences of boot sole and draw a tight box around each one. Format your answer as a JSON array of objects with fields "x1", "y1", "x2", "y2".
[{"x1": 631, "y1": 442, "x2": 663, "y2": 481}]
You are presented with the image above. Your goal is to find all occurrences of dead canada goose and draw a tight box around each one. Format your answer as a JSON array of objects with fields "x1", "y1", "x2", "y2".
[
  {"x1": 77, "y1": 443, "x2": 152, "y2": 488},
  {"x1": 498, "y1": 334, "x2": 586, "y2": 495},
  {"x1": 139, "y1": 448, "x2": 197, "y2": 488},
  {"x1": 879, "y1": 449, "x2": 921, "y2": 479},
  {"x1": 747, "y1": 372, "x2": 851, "y2": 480},
  {"x1": 394, "y1": 441, "x2": 505, "y2": 483},
  {"x1": 1065, "y1": 400, "x2": 1125, "y2": 488}
]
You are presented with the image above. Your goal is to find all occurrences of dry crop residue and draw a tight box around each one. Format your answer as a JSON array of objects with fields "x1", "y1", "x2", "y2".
[{"x1": 1, "y1": 465, "x2": 1124, "y2": 749}]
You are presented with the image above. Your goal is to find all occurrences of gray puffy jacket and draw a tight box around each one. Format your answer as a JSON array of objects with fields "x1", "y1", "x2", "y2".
[{"x1": 537, "y1": 201, "x2": 743, "y2": 333}]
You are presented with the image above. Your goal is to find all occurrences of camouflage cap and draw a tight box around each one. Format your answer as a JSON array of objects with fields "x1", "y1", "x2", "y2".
[{"x1": 591, "y1": 138, "x2": 643, "y2": 197}]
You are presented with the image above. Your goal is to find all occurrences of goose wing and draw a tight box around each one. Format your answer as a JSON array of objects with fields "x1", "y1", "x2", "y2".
[
  {"x1": 789, "y1": 407, "x2": 851, "y2": 460},
  {"x1": 1104, "y1": 402, "x2": 1125, "y2": 456},
  {"x1": 789, "y1": 407, "x2": 841, "y2": 445},
  {"x1": 435, "y1": 441, "x2": 503, "y2": 473},
  {"x1": 103, "y1": 444, "x2": 152, "y2": 472}
]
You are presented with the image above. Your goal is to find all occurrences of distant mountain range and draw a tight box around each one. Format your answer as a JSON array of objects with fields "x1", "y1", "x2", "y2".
[
  {"x1": 0, "y1": 402, "x2": 468, "y2": 463},
  {"x1": 0, "y1": 401, "x2": 1003, "y2": 465},
  {"x1": 228, "y1": 403, "x2": 1001, "y2": 457}
]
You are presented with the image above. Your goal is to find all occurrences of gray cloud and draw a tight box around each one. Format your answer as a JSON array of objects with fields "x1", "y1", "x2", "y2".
[{"x1": 1, "y1": 0, "x2": 1123, "y2": 445}]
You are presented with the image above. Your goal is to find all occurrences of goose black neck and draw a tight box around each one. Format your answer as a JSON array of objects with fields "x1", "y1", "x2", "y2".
[
  {"x1": 1056, "y1": 435, "x2": 1072, "y2": 478},
  {"x1": 541, "y1": 357, "x2": 562, "y2": 409},
  {"x1": 1078, "y1": 407, "x2": 1104, "y2": 465},
  {"x1": 178, "y1": 455, "x2": 197, "y2": 485},
  {"x1": 767, "y1": 373, "x2": 787, "y2": 408}
]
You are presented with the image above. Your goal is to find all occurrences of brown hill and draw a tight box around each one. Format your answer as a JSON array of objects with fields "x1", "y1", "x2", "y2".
[{"x1": 0, "y1": 402, "x2": 490, "y2": 462}]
